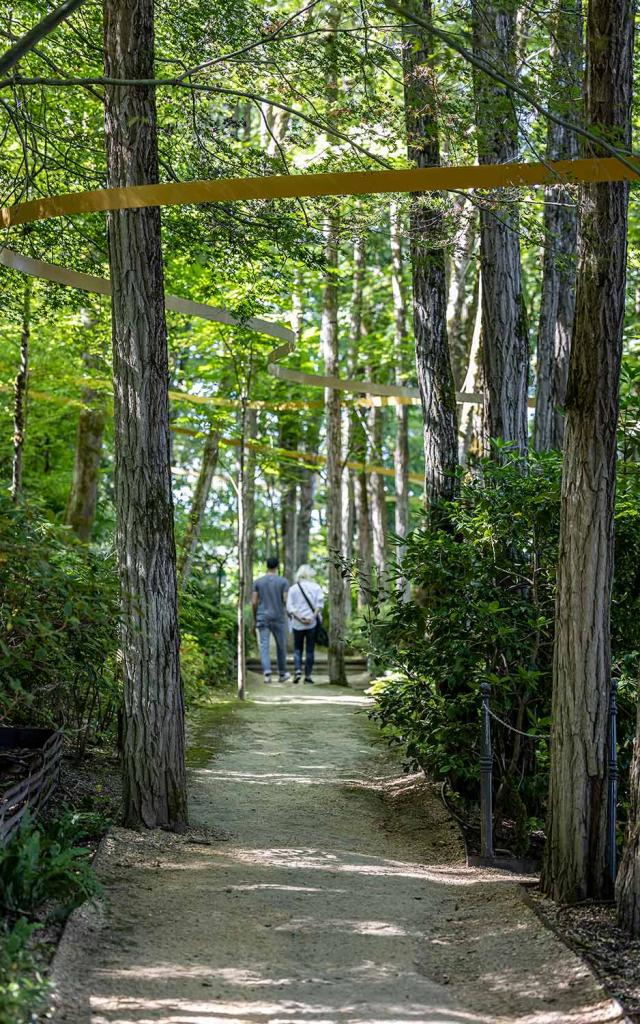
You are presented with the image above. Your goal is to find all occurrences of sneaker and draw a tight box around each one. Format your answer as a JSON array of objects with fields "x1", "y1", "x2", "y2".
[
  {"x1": 293, "y1": 673, "x2": 301, "y2": 685},
  {"x1": 263, "y1": 673, "x2": 272, "y2": 685},
  {"x1": 304, "y1": 677, "x2": 314, "y2": 685},
  {"x1": 279, "y1": 672, "x2": 292, "y2": 683}
]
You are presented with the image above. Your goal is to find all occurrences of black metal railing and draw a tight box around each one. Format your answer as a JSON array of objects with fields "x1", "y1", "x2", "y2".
[{"x1": 478, "y1": 680, "x2": 618, "y2": 882}]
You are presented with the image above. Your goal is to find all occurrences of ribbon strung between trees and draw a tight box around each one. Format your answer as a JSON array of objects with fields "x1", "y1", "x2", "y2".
[
  {"x1": 1, "y1": 156, "x2": 638, "y2": 228},
  {"x1": 2, "y1": 155, "x2": 636, "y2": 414}
]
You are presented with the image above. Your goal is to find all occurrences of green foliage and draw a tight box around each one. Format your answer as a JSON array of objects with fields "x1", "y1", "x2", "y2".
[
  {"x1": 0, "y1": 813, "x2": 102, "y2": 920},
  {"x1": 0, "y1": 918, "x2": 51, "y2": 1024},
  {"x1": 0, "y1": 497, "x2": 120, "y2": 753},
  {"x1": 180, "y1": 577, "x2": 238, "y2": 692},
  {"x1": 362, "y1": 451, "x2": 640, "y2": 839}
]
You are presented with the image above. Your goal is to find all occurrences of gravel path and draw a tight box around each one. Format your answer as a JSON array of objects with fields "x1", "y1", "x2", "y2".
[{"x1": 51, "y1": 678, "x2": 624, "y2": 1024}]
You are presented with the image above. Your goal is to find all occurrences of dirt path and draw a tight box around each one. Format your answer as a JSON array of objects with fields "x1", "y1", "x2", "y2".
[{"x1": 52, "y1": 678, "x2": 623, "y2": 1024}]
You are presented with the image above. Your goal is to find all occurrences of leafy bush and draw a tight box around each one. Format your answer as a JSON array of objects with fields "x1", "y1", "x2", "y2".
[
  {"x1": 0, "y1": 813, "x2": 102, "y2": 920},
  {"x1": 0, "y1": 918, "x2": 50, "y2": 1024},
  {"x1": 179, "y1": 576, "x2": 237, "y2": 690},
  {"x1": 361, "y1": 450, "x2": 640, "y2": 838},
  {"x1": 0, "y1": 497, "x2": 120, "y2": 754}
]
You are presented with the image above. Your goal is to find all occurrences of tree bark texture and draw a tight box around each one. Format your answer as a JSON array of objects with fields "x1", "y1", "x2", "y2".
[
  {"x1": 473, "y1": 1, "x2": 529, "y2": 455},
  {"x1": 368, "y1": 403, "x2": 388, "y2": 589},
  {"x1": 403, "y1": 0, "x2": 458, "y2": 507},
  {"x1": 458, "y1": 274, "x2": 486, "y2": 464},
  {"x1": 617, "y1": 698, "x2": 640, "y2": 934},
  {"x1": 534, "y1": 0, "x2": 582, "y2": 452},
  {"x1": 446, "y1": 197, "x2": 479, "y2": 389},
  {"x1": 296, "y1": 468, "x2": 316, "y2": 567},
  {"x1": 178, "y1": 425, "x2": 220, "y2": 587},
  {"x1": 542, "y1": 0, "x2": 633, "y2": 904},
  {"x1": 236, "y1": 401, "x2": 251, "y2": 701},
  {"x1": 11, "y1": 278, "x2": 31, "y2": 503},
  {"x1": 66, "y1": 377, "x2": 106, "y2": 542},
  {"x1": 390, "y1": 201, "x2": 410, "y2": 599},
  {"x1": 322, "y1": 215, "x2": 347, "y2": 685},
  {"x1": 104, "y1": 0, "x2": 187, "y2": 829},
  {"x1": 279, "y1": 418, "x2": 298, "y2": 583},
  {"x1": 241, "y1": 407, "x2": 258, "y2": 607}
]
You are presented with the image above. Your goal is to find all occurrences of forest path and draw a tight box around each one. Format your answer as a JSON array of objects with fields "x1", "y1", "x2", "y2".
[{"x1": 52, "y1": 676, "x2": 622, "y2": 1024}]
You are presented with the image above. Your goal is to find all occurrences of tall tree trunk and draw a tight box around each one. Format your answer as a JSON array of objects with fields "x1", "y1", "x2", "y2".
[
  {"x1": 353, "y1": 449, "x2": 373, "y2": 609},
  {"x1": 236, "y1": 400, "x2": 252, "y2": 701},
  {"x1": 534, "y1": 0, "x2": 583, "y2": 452},
  {"x1": 390, "y1": 201, "x2": 410, "y2": 598},
  {"x1": 66, "y1": 383, "x2": 106, "y2": 542},
  {"x1": 368, "y1": 403, "x2": 388, "y2": 588},
  {"x1": 279, "y1": 419, "x2": 298, "y2": 583},
  {"x1": 542, "y1": 0, "x2": 633, "y2": 904},
  {"x1": 296, "y1": 467, "x2": 316, "y2": 566},
  {"x1": 618, "y1": 698, "x2": 640, "y2": 934},
  {"x1": 242, "y1": 407, "x2": 257, "y2": 607},
  {"x1": 11, "y1": 278, "x2": 31, "y2": 503},
  {"x1": 446, "y1": 197, "x2": 479, "y2": 389},
  {"x1": 458, "y1": 275, "x2": 485, "y2": 464},
  {"x1": 178, "y1": 425, "x2": 220, "y2": 587},
  {"x1": 403, "y1": 0, "x2": 458, "y2": 507},
  {"x1": 344, "y1": 234, "x2": 365, "y2": 616},
  {"x1": 104, "y1": 0, "x2": 187, "y2": 829},
  {"x1": 473, "y1": 1, "x2": 529, "y2": 455},
  {"x1": 322, "y1": 215, "x2": 347, "y2": 685}
]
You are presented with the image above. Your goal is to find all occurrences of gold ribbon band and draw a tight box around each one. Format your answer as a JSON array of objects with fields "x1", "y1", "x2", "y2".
[
  {"x1": 2, "y1": 157, "x2": 638, "y2": 229},
  {"x1": 1, "y1": 245, "x2": 494, "y2": 406}
]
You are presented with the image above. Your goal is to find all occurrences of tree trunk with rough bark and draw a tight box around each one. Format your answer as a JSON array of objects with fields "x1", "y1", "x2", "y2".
[
  {"x1": 178, "y1": 425, "x2": 220, "y2": 587},
  {"x1": 368, "y1": 403, "x2": 388, "y2": 589},
  {"x1": 296, "y1": 467, "x2": 316, "y2": 566},
  {"x1": 66, "y1": 383, "x2": 106, "y2": 542},
  {"x1": 446, "y1": 197, "x2": 479, "y2": 389},
  {"x1": 390, "y1": 201, "x2": 410, "y2": 598},
  {"x1": 458, "y1": 275, "x2": 486, "y2": 465},
  {"x1": 322, "y1": 215, "x2": 347, "y2": 685},
  {"x1": 403, "y1": 0, "x2": 458, "y2": 507},
  {"x1": 542, "y1": 0, "x2": 633, "y2": 904},
  {"x1": 473, "y1": 1, "x2": 529, "y2": 455},
  {"x1": 279, "y1": 419, "x2": 298, "y2": 584},
  {"x1": 241, "y1": 407, "x2": 258, "y2": 607},
  {"x1": 534, "y1": 0, "x2": 582, "y2": 452},
  {"x1": 617, "y1": 698, "x2": 640, "y2": 934},
  {"x1": 104, "y1": 0, "x2": 187, "y2": 829},
  {"x1": 343, "y1": 234, "x2": 365, "y2": 615},
  {"x1": 11, "y1": 278, "x2": 31, "y2": 503}
]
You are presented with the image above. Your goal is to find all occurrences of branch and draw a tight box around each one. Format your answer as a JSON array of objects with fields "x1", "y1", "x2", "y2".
[
  {"x1": 383, "y1": 0, "x2": 639, "y2": 176},
  {"x1": 0, "y1": 0, "x2": 90, "y2": 77},
  {"x1": 0, "y1": 75, "x2": 392, "y2": 167}
]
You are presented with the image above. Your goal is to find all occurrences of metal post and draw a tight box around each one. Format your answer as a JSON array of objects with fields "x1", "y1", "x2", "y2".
[
  {"x1": 607, "y1": 674, "x2": 618, "y2": 888},
  {"x1": 480, "y1": 681, "x2": 494, "y2": 859}
]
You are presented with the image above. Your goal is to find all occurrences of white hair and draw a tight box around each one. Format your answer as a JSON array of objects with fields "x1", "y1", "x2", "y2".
[{"x1": 296, "y1": 564, "x2": 316, "y2": 582}]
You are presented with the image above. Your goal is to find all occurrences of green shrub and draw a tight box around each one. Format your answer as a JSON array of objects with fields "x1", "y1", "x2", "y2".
[
  {"x1": 0, "y1": 918, "x2": 51, "y2": 1024},
  {"x1": 0, "y1": 813, "x2": 102, "y2": 920},
  {"x1": 0, "y1": 497, "x2": 119, "y2": 753},
  {"x1": 360, "y1": 450, "x2": 640, "y2": 836},
  {"x1": 179, "y1": 576, "x2": 237, "y2": 689}
]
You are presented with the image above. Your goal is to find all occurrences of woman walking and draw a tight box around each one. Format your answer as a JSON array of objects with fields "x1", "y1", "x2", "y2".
[{"x1": 287, "y1": 564, "x2": 325, "y2": 684}]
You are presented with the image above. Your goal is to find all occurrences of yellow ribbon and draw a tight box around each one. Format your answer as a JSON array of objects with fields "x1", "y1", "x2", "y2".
[{"x1": 1, "y1": 157, "x2": 637, "y2": 229}]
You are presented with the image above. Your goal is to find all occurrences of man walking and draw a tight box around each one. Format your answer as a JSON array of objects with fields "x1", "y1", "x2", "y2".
[{"x1": 251, "y1": 556, "x2": 291, "y2": 684}]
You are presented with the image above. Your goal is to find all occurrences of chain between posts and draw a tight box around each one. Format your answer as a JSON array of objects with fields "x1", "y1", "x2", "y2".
[{"x1": 478, "y1": 679, "x2": 619, "y2": 874}]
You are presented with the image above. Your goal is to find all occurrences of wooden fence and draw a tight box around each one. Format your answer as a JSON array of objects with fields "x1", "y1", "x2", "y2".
[{"x1": 0, "y1": 727, "x2": 63, "y2": 843}]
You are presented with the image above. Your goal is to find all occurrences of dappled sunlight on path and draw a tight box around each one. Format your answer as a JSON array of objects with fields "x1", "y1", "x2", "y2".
[{"x1": 52, "y1": 677, "x2": 622, "y2": 1024}]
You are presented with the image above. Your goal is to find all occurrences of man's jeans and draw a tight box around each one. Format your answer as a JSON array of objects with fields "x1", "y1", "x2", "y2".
[
  {"x1": 293, "y1": 626, "x2": 316, "y2": 678},
  {"x1": 258, "y1": 618, "x2": 288, "y2": 677}
]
